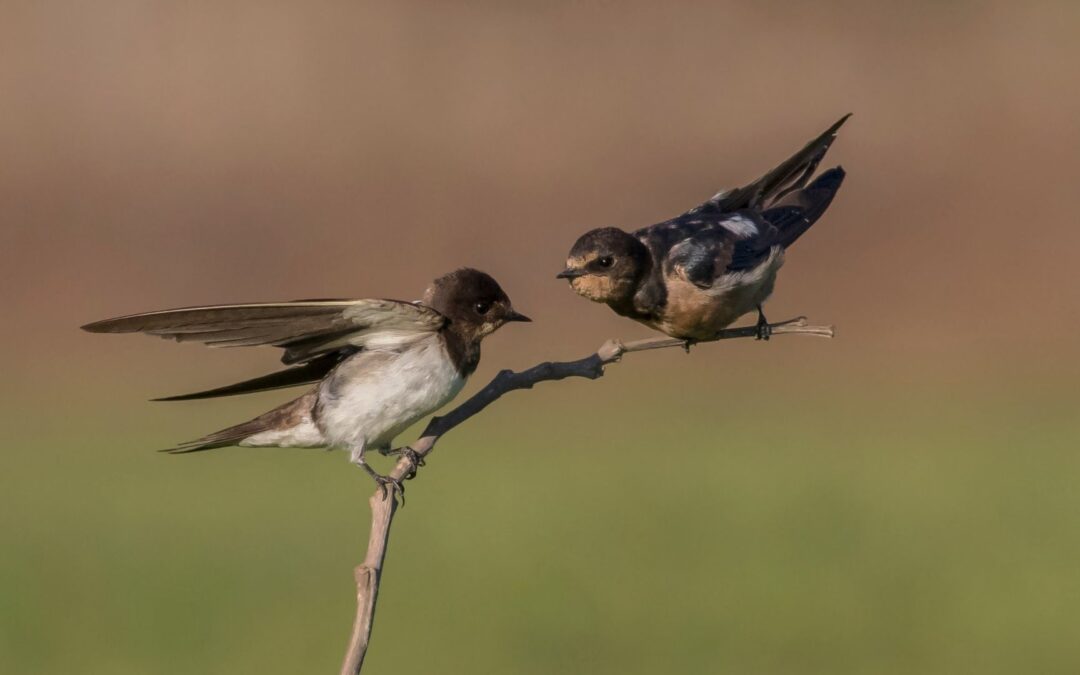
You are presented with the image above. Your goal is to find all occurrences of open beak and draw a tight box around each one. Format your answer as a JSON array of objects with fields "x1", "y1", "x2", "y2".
[
  {"x1": 505, "y1": 310, "x2": 532, "y2": 323},
  {"x1": 556, "y1": 268, "x2": 586, "y2": 280}
]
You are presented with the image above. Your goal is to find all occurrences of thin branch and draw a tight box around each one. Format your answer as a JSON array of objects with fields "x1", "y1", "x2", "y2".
[{"x1": 339, "y1": 315, "x2": 833, "y2": 674}]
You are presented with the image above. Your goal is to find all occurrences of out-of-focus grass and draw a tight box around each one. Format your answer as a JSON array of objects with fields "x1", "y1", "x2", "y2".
[{"x1": 2, "y1": 377, "x2": 1078, "y2": 675}]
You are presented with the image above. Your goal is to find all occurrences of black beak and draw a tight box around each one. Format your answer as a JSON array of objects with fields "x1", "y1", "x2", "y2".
[
  {"x1": 556, "y1": 268, "x2": 586, "y2": 280},
  {"x1": 505, "y1": 310, "x2": 532, "y2": 323}
]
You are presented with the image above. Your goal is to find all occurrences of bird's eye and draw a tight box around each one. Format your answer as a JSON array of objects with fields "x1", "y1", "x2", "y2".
[
  {"x1": 597, "y1": 256, "x2": 614, "y2": 268},
  {"x1": 474, "y1": 301, "x2": 491, "y2": 315}
]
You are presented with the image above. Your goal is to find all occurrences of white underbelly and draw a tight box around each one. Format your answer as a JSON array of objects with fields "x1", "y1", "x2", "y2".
[
  {"x1": 315, "y1": 337, "x2": 466, "y2": 450},
  {"x1": 241, "y1": 418, "x2": 325, "y2": 448}
]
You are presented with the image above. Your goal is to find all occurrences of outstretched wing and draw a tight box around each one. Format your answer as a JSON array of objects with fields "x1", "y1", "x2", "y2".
[
  {"x1": 82, "y1": 298, "x2": 446, "y2": 365},
  {"x1": 151, "y1": 349, "x2": 358, "y2": 401}
]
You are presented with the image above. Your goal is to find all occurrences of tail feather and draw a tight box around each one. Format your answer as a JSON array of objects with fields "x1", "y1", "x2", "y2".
[
  {"x1": 762, "y1": 166, "x2": 847, "y2": 249},
  {"x1": 162, "y1": 391, "x2": 319, "y2": 454}
]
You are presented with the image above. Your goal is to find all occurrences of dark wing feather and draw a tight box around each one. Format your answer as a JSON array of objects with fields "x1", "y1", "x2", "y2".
[
  {"x1": 760, "y1": 166, "x2": 846, "y2": 249},
  {"x1": 667, "y1": 234, "x2": 730, "y2": 289},
  {"x1": 726, "y1": 167, "x2": 846, "y2": 271},
  {"x1": 668, "y1": 165, "x2": 848, "y2": 280},
  {"x1": 728, "y1": 235, "x2": 776, "y2": 272},
  {"x1": 667, "y1": 212, "x2": 780, "y2": 281},
  {"x1": 152, "y1": 349, "x2": 356, "y2": 401},
  {"x1": 641, "y1": 119, "x2": 848, "y2": 292},
  {"x1": 685, "y1": 114, "x2": 850, "y2": 216},
  {"x1": 82, "y1": 298, "x2": 446, "y2": 364}
]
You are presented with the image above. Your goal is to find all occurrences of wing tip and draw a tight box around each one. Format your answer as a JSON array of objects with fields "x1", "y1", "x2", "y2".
[
  {"x1": 158, "y1": 442, "x2": 216, "y2": 454},
  {"x1": 81, "y1": 319, "x2": 118, "y2": 333},
  {"x1": 815, "y1": 165, "x2": 847, "y2": 186}
]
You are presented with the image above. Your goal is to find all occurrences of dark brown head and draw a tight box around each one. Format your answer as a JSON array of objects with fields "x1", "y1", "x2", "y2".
[
  {"x1": 423, "y1": 268, "x2": 530, "y2": 341},
  {"x1": 557, "y1": 227, "x2": 650, "y2": 305}
]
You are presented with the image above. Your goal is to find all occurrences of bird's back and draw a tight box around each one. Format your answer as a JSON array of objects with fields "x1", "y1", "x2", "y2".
[{"x1": 628, "y1": 164, "x2": 846, "y2": 339}]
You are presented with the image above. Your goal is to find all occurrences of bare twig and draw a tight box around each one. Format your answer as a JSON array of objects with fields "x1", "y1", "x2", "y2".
[{"x1": 339, "y1": 316, "x2": 833, "y2": 674}]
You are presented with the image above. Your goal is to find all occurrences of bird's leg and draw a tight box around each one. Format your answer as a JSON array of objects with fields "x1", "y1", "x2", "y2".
[
  {"x1": 755, "y1": 305, "x2": 772, "y2": 341},
  {"x1": 351, "y1": 444, "x2": 405, "y2": 502}
]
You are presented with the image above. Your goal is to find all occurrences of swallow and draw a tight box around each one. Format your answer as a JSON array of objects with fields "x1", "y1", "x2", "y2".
[
  {"x1": 558, "y1": 115, "x2": 849, "y2": 342},
  {"x1": 82, "y1": 268, "x2": 530, "y2": 490}
]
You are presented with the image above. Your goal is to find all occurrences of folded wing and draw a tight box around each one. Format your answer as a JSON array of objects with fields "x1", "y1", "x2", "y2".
[{"x1": 685, "y1": 114, "x2": 849, "y2": 216}]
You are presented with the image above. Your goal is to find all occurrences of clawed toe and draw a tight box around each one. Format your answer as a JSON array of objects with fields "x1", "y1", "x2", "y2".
[
  {"x1": 400, "y1": 447, "x2": 425, "y2": 480},
  {"x1": 357, "y1": 460, "x2": 407, "y2": 504},
  {"x1": 384, "y1": 446, "x2": 426, "y2": 480},
  {"x1": 373, "y1": 474, "x2": 406, "y2": 503}
]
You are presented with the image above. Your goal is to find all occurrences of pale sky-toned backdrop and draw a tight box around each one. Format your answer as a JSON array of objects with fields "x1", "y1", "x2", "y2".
[{"x1": 4, "y1": 1, "x2": 1079, "y2": 404}]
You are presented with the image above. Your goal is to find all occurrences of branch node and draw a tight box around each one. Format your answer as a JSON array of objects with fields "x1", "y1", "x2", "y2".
[{"x1": 597, "y1": 339, "x2": 625, "y2": 363}]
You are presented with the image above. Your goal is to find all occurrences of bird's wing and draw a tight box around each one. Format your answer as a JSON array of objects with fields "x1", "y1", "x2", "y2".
[
  {"x1": 682, "y1": 114, "x2": 850, "y2": 217},
  {"x1": 666, "y1": 228, "x2": 736, "y2": 289},
  {"x1": 152, "y1": 349, "x2": 357, "y2": 401},
  {"x1": 82, "y1": 298, "x2": 446, "y2": 364},
  {"x1": 665, "y1": 212, "x2": 784, "y2": 287}
]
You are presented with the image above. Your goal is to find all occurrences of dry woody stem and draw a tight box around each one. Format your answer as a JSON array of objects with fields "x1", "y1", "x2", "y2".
[{"x1": 339, "y1": 315, "x2": 833, "y2": 674}]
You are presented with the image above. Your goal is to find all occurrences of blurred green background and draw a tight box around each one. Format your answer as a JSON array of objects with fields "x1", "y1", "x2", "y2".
[{"x1": 3, "y1": 1, "x2": 1079, "y2": 673}]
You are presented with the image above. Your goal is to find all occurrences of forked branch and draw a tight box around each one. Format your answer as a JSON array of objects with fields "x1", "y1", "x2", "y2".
[{"x1": 339, "y1": 316, "x2": 834, "y2": 674}]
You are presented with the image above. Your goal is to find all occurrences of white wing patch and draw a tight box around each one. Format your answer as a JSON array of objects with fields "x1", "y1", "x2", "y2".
[
  {"x1": 718, "y1": 214, "x2": 759, "y2": 238},
  {"x1": 707, "y1": 246, "x2": 784, "y2": 297}
]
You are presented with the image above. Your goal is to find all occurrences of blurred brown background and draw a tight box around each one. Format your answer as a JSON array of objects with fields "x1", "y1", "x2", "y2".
[{"x1": 2, "y1": 2, "x2": 1079, "y2": 674}]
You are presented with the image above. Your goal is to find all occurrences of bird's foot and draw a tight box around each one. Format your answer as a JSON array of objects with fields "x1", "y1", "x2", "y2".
[
  {"x1": 374, "y1": 474, "x2": 406, "y2": 503},
  {"x1": 401, "y1": 447, "x2": 425, "y2": 480},
  {"x1": 682, "y1": 338, "x2": 698, "y2": 353},
  {"x1": 383, "y1": 446, "x2": 426, "y2": 479},
  {"x1": 359, "y1": 462, "x2": 406, "y2": 503}
]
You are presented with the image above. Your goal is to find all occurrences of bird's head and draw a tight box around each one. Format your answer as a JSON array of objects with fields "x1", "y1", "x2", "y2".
[
  {"x1": 424, "y1": 268, "x2": 530, "y2": 340},
  {"x1": 557, "y1": 227, "x2": 649, "y2": 305}
]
